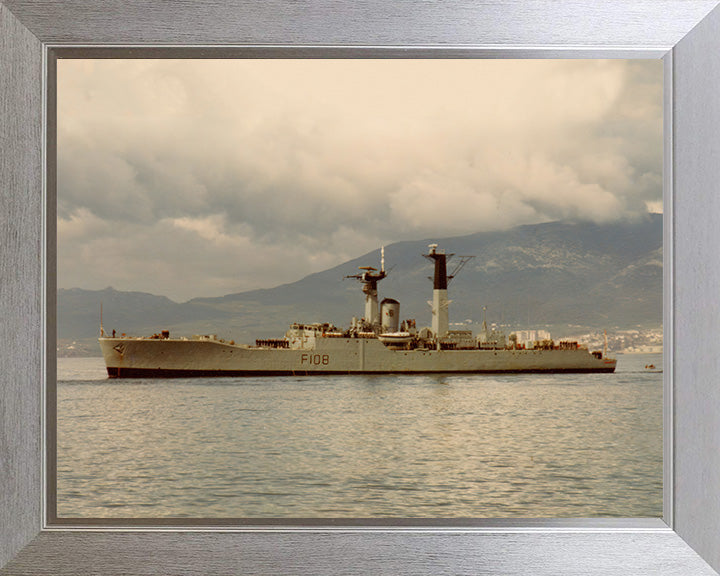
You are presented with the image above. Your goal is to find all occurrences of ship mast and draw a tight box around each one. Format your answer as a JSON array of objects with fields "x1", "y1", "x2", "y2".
[
  {"x1": 603, "y1": 329, "x2": 608, "y2": 358},
  {"x1": 346, "y1": 247, "x2": 387, "y2": 329},
  {"x1": 423, "y1": 245, "x2": 475, "y2": 341},
  {"x1": 424, "y1": 244, "x2": 450, "y2": 338},
  {"x1": 99, "y1": 302, "x2": 105, "y2": 337}
]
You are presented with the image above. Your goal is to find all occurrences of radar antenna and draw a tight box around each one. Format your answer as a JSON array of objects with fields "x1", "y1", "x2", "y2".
[{"x1": 344, "y1": 247, "x2": 388, "y2": 287}]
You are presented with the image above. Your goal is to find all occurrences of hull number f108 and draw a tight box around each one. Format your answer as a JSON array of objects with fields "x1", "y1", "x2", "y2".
[{"x1": 301, "y1": 353, "x2": 330, "y2": 365}]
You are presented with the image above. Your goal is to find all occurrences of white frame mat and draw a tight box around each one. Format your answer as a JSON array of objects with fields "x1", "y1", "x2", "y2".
[{"x1": 2, "y1": 2, "x2": 720, "y2": 574}]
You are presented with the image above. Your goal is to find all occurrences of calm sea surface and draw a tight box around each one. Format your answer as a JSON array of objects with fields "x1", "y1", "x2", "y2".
[{"x1": 57, "y1": 353, "x2": 662, "y2": 518}]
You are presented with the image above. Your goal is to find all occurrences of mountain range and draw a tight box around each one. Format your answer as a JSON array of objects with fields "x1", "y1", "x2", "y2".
[{"x1": 58, "y1": 215, "x2": 662, "y2": 354}]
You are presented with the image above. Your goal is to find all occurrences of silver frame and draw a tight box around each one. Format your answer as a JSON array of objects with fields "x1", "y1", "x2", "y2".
[{"x1": 2, "y1": 2, "x2": 720, "y2": 574}]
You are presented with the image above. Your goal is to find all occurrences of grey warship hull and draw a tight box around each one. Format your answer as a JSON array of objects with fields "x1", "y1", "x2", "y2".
[
  {"x1": 99, "y1": 335, "x2": 616, "y2": 378},
  {"x1": 99, "y1": 243, "x2": 617, "y2": 378}
]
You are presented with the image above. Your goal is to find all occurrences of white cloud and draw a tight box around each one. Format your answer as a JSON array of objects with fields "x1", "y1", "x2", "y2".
[
  {"x1": 57, "y1": 59, "x2": 663, "y2": 300},
  {"x1": 169, "y1": 215, "x2": 245, "y2": 247},
  {"x1": 645, "y1": 200, "x2": 663, "y2": 214}
]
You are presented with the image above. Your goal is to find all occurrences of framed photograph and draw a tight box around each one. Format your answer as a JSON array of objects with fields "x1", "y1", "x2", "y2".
[
  {"x1": 51, "y1": 56, "x2": 664, "y2": 523},
  {"x1": 2, "y1": 1, "x2": 720, "y2": 574}
]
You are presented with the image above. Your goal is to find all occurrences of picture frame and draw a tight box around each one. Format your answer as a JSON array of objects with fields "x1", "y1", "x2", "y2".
[{"x1": 2, "y1": 1, "x2": 720, "y2": 574}]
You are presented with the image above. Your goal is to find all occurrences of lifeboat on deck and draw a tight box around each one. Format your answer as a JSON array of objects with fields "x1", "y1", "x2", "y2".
[{"x1": 378, "y1": 332, "x2": 413, "y2": 346}]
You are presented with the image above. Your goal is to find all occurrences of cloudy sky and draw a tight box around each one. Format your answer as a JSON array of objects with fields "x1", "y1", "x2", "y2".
[{"x1": 58, "y1": 59, "x2": 662, "y2": 302}]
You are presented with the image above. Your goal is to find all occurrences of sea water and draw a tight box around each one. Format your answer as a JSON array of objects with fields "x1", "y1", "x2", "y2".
[{"x1": 56, "y1": 353, "x2": 662, "y2": 518}]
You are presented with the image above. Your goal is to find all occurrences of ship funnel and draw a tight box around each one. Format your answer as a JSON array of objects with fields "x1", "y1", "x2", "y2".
[{"x1": 381, "y1": 298, "x2": 400, "y2": 333}]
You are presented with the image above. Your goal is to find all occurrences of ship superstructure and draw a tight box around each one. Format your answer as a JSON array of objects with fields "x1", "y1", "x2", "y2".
[{"x1": 99, "y1": 245, "x2": 617, "y2": 377}]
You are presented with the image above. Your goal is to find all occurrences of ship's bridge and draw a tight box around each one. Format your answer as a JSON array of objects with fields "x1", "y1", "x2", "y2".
[{"x1": 285, "y1": 322, "x2": 338, "y2": 350}]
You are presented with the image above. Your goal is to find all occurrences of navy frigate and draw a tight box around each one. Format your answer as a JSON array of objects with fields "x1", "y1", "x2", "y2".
[{"x1": 99, "y1": 245, "x2": 617, "y2": 377}]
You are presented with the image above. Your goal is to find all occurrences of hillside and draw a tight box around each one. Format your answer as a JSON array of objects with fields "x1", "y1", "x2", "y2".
[{"x1": 58, "y1": 215, "x2": 662, "y2": 355}]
